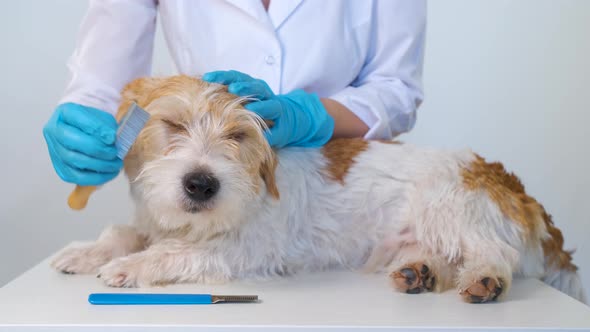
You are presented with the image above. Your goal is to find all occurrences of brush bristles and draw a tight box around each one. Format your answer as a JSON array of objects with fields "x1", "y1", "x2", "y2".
[
  {"x1": 211, "y1": 295, "x2": 259, "y2": 303},
  {"x1": 115, "y1": 103, "x2": 150, "y2": 160}
]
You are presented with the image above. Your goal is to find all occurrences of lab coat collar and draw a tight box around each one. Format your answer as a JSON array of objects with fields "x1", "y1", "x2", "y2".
[
  {"x1": 224, "y1": 0, "x2": 303, "y2": 30},
  {"x1": 224, "y1": 0, "x2": 268, "y2": 24},
  {"x1": 268, "y1": 0, "x2": 303, "y2": 30}
]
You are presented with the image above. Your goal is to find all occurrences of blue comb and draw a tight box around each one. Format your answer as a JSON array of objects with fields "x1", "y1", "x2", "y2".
[
  {"x1": 115, "y1": 102, "x2": 150, "y2": 159},
  {"x1": 88, "y1": 293, "x2": 259, "y2": 305},
  {"x1": 68, "y1": 102, "x2": 150, "y2": 210}
]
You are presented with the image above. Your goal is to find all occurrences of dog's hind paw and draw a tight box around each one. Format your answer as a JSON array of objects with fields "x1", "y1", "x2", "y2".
[
  {"x1": 460, "y1": 277, "x2": 504, "y2": 303},
  {"x1": 51, "y1": 242, "x2": 112, "y2": 275},
  {"x1": 390, "y1": 262, "x2": 436, "y2": 294}
]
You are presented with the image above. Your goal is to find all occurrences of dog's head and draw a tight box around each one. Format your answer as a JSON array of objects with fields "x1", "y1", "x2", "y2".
[{"x1": 116, "y1": 75, "x2": 278, "y2": 234}]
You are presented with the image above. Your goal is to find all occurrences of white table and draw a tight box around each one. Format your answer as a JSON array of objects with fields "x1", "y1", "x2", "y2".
[{"x1": 1, "y1": 253, "x2": 589, "y2": 331}]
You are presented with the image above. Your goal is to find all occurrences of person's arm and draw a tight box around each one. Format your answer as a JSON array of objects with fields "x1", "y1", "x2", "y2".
[
  {"x1": 59, "y1": 0, "x2": 158, "y2": 114},
  {"x1": 43, "y1": 0, "x2": 157, "y2": 186},
  {"x1": 321, "y1": 98, "x2": 369, "y2": 139},
  {"x1": 329, "y1": 0, "x2": 426, "y2": 140}
]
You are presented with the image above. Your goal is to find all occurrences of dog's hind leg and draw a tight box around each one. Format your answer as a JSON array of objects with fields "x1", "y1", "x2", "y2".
[
  {"x1": 51, "y1": 225, "x2": 147, "y2": 275},
  {"x1": 389, "y1": 243, "x2": 456, "y2": 294},
  {"x1": 455, "y1": 238, "x2": 517, "y2": 303}
]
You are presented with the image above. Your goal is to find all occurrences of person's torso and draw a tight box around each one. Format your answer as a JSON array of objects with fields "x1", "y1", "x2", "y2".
[{"x1": 158, "y1": 0, "x2": 374, "y2": 96}]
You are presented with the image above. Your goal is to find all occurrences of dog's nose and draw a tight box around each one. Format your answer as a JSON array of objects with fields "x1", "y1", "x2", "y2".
[{"x1": 182, "y1": 172, "x2": 220, "y2": 202}]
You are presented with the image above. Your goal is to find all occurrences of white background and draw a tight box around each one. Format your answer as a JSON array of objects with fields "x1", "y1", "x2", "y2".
[{"x1": 0, "y1": 0, "x2": 588, "y2": 297}]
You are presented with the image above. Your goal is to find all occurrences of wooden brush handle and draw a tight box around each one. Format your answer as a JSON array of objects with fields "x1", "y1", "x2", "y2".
[{"x1": 68, "y1": 185, "x2": 98, "y2": 210}]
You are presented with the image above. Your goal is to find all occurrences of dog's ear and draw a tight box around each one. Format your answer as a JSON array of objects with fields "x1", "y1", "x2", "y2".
[
  {"x1": 260, "y1": 152, "x2": 280, "y2": 199},
  {"x1": 116, "y1": 77, "x2": 165, "y2": 121},
  {"x1": 116, "y1": 77, "x2": 166, "y2": 179}
]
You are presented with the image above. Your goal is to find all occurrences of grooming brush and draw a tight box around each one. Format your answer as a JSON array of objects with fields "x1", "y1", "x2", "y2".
[
  {"x1": 67, "y1": 103, "x2": 150, "y2": 210},
  {"x1": 88, "y1": 293, "x2": 259, "y2": 305}
]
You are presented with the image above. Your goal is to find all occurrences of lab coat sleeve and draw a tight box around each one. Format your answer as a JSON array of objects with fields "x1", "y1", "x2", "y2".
[
  {"x1": 59, "y1": 0, "x2": 158, "y2": 115},
  {"x1": 329, "y1": 0, "x2": 426, "y2": 139}
]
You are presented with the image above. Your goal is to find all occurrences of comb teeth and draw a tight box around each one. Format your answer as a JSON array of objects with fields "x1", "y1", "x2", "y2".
[
  {"x1": 115, "y1": 103, "x2": 150, "y2": 160},
  {"x1": 211, "y1": 295, "x2": 259, "y2": 303}
]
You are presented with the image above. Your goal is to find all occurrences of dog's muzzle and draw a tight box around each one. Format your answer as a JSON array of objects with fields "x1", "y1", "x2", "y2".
[{"x1": 182, "y1": 171, "x2": 220, "y2": 203}]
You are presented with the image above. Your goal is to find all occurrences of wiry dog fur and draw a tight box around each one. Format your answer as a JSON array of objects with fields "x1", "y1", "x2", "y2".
[{"x1": 52, "y1": 75, "x2": 586, "y2": 303}]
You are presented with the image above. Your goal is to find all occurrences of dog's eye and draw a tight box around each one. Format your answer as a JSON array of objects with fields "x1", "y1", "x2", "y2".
[
  {"x1": 225, "y1": 131, "x2": 246, "y2": 142},
  {"x1": 161, "y1": 119, "x2": 187, "y2": 134}
]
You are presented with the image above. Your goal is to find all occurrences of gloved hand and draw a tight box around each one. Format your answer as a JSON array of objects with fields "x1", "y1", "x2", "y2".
[
  {"x1": 43, "y1": 103, "x2": 123, "y2": 186},
  {"x1": 202, "y1": 70, "x2": 334, "y2": 148}
]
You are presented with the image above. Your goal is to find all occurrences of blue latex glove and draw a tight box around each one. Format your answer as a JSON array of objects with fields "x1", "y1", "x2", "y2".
[
  {"x1": 202, "y1": 70, "x2": 334, "y2": 148},
  {"x1": 43, "y1": 103, "x2": 123, "y2": 185}
]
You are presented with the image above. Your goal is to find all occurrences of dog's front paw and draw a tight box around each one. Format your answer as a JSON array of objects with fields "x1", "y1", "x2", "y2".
[
  {"x1": 51, "y1": 242, "x2": 113, "y2": 275},
  {"x1": 97, "y1": 256, "x2": 146, "y2": 288}
]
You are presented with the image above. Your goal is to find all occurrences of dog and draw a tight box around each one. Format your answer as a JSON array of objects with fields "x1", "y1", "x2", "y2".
[{"x1": 52, "y1": 75, "x2": 586, "y2": 303}]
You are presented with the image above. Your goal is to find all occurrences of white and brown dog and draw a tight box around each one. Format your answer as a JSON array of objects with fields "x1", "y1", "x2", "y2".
[{"x1": 52, "y1": 75, "x2": 586, "y2": 303}]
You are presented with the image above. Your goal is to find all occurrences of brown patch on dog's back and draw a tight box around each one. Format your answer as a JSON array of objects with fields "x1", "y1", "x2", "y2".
[
  {"x1": 462, "y1": 154, "x2": 576, "y2": 271},
  {"x1": 322, "y1": 138, "x2": 369, "y2": 183}
]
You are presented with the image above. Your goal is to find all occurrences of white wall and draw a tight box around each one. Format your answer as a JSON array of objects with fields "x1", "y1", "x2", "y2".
[
  {"x1": 404, "y1": 0, "x2": 590, "y2": 291},
  {"x1": 0, "y1": 0, "x2": 172, "y2": 286},
  {"x1": 1, "y1": 0, "x2": 588, "y2": 296}
]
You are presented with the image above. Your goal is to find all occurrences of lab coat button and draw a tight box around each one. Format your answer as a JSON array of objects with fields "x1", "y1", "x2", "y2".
[{"x1": 265, "y1": 55, "x2": 275, "y2": 65}]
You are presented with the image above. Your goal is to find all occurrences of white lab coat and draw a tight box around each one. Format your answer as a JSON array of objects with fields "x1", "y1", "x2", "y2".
[{"x1": 60, "y1": 0, "x2": 426, "y2": 139}]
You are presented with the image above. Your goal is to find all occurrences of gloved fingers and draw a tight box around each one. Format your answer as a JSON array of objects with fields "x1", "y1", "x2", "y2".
[
  {"x1": 53, "y1": 140, "x2": 123, "y2": 174},
  {"x1": 228, "y1": 80, "x2": 274, "y2": 100},
  {"x1": 48, "y1": 141, "x2": 121, "y2": 186},
  {"x1": 56, "y1": 163, "x2": 120, "y2": 186},
  {"x1": 54, "y1": 121, "x2": 119, "y2": 160},
  {"x1": 264, "y1": 125, "x2": 290, "y2": 148},
  {"x1": 202, "y1": 70, "x2": 254, "y2": 85},
  {"x1": 245, "y1": 100, "x2": 282, "y2": 120},
  {"x1": 59, "y1": 103, "x2": 117, "y2": 145}
]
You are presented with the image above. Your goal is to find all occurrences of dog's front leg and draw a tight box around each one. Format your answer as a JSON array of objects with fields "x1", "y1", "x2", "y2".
[
  {"x1": 51, "y1": 225, "x2": 147, "y2": 274},
  {"x1": 97, "y1": 239, "x2": 230, "y2": 288}
]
